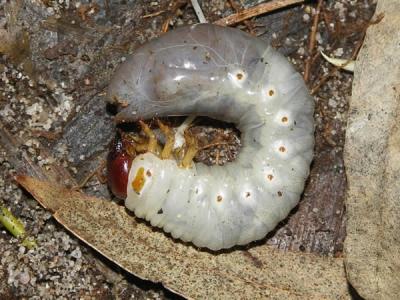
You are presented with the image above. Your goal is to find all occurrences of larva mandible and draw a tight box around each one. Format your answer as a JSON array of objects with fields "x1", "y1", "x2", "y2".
[{"x1": 107, "y1": 24, "x2": 314, "y2": 251}]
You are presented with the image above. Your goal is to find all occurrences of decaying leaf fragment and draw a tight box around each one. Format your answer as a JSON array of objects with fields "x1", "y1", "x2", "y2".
[
  {"x1": 344, "y1": 0, "x2": 400, "y2": 299},
  {"x1": 16, "y1": 175, "x2": 350, "y2": 299},
  {"x1": 0, "y1": 205, "x2": 37, "y2": 249},
  {"x1": 320, "y1": 51, "x2": 355, "y2": 72}
]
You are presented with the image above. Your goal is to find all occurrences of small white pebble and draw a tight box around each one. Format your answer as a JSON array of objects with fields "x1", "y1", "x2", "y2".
[
  {"x1": 333, "y1": 48, "x2": 344, "y2": 57},
  {"x1": 70, "y1": 248, "x2": 82, "y2": 259},
  {"x1": 18, "y1": 271, "x2": 30, "y2": 285},
  {"x1": 297, "y1": 47, "x2": 305, "y2": 56},
  {"x1": 328, "y1": 99, "x2": 337, "y2": 108}
]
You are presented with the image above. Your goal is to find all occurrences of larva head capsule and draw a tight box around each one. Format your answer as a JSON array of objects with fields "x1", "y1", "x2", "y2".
[{"x1": 107, "y1": 133, "x2": 135, "y2": 199}]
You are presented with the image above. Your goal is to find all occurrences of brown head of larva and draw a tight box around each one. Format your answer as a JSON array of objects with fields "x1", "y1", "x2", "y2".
[{"x1": 107, "y1": 133, "x2": 135, "y2": 199}]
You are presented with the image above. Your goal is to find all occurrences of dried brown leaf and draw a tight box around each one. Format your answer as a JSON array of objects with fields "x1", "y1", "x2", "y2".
[
  {"x1": 17, "y1": 175, "x2": 350, "y2": 299},
  {"x1": 344, "y1": 0, "x2": 400, "y2": 298}
]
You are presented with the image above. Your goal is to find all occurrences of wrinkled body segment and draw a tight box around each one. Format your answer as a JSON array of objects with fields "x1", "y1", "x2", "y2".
[{"x1": 107, "y1": 24, "x2": 314, "y2": 250}]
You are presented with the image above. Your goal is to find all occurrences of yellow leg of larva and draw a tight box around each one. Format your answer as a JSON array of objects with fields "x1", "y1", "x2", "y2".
[
  {"x1": 157, "y1": 120, "x2": 174, "y2": 159},
  {"x1": 181, "y1": 132, "x2": 198, "y2": 168},
  {"x1": 122, "y1": 132, "x2": 138, "y2": 156},
  {"x1": 135, "y1": 143, "x2": 148, "y2": 153},
  {"x1": 139, "y1": 120, "x2": 160, "y2": 155}
]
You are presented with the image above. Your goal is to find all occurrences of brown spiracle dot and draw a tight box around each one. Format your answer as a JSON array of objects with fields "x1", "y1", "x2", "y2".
[
  {"x1": 277, "y1": 191, "x2": 283, "y2": 197},
  {"x1": 236, "y1": 73, "x2": 243, "y2": 80},
  {"x1": 245, "y1": 192, "x2": 251, "y2": 198},
  {"x1": 146, "y1": 170, "x2": 152, "y2": 177},
  {"x1": 281, "y1": 116, "x2": 288, "y2": 123},
  {"x1": 217, "y1": 195, "x2": 223, "y2": 202},
  {"x1": 268, "y1": 89, "x2": 275, "y2": 96},
  {"x1": 279, "y1": 146, "x2": 286, "y2": 152},
  {"x1": 267, "y1": 174, "x2": 274, "y2": 181}
]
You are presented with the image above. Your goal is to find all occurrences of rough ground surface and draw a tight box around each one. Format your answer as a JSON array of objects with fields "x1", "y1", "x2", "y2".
[
  {"x1": 0, "y1": 0, "x2": 375, "y2": 298},
  {"x1": 344, "y1": 0, "x2": 400, "y2": 299}
]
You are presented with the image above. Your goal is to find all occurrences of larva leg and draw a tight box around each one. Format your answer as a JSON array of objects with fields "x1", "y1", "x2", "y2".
[
  {"x1": 157, "y1": 120, "x2": 175, "y2": 159},
  {"x1": 134, "y1": 142, "x2": 148, "y2": 153},
  {"x1": 173, "y1": 115, "x2": 196, "y2": 149},
  {"x1": 138, "y1": 120, "x2": 161, "y2": 155},
  {"x1": 121, "y1": 132, "x2": 139, "y2": 156},
  {"x1": 180, "y1": 131, "x2": 198, "y2": 168}
]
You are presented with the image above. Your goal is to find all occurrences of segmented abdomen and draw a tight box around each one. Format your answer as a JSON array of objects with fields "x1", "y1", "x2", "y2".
[{"x1": 107, "y1": 24, "x2": 314, "y2": 250}]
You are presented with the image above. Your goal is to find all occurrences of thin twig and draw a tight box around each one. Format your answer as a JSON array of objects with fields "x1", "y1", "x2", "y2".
[
  {"x1": 161, "y1": 0, "x2": 187, "y2": 33},
  {"x1": 310, "y1": 68, "x2": 338, "y2": 95},
  {"x1": 303, "y1": 0, "x2": 323, "y2": 83},
  {"x1": 162, "y1": 16, "x2": 172, "y2": 33},
  {"x1": 190, "y1": 0, "x2": 207, "y2": 23},
  {"x1": 322, "y1": 10, "x2": 335, "y2": 35},
  {"x1": 199, "y1": 141, "x2": 233, "y2": 151},
  {"x1": 215, "y1": 149, "x2": 220, "y2": 165},
  {"x1": 30, "y1": 129, "x2": 61, "y2": 140},
  {"x1": 214, "y1": 0, "x2": 304, "y2": 26},
  {"x1": 227, "y1": 0, "x2": 255, "y2": 34},
  {"x1": 141, "y1": 10, "x2": 165, "y2": 19},
  {"x1": 74, "y1": 160, "x2": 107, "y2": 190}
]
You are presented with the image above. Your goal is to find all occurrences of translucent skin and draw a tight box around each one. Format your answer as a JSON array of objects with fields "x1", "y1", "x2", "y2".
[{"x1": 107, "y1": 24, "x2": 314, "y2": 250}]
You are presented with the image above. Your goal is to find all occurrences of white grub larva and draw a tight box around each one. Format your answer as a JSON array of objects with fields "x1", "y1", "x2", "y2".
[{"x1": 107, "y1": 24, "x2": 314, "y2": 251}]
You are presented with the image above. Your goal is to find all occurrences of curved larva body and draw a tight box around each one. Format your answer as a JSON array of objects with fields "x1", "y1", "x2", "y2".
[{"x1": 107, "y1": 24, "x2": 314, "y2": 250}]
